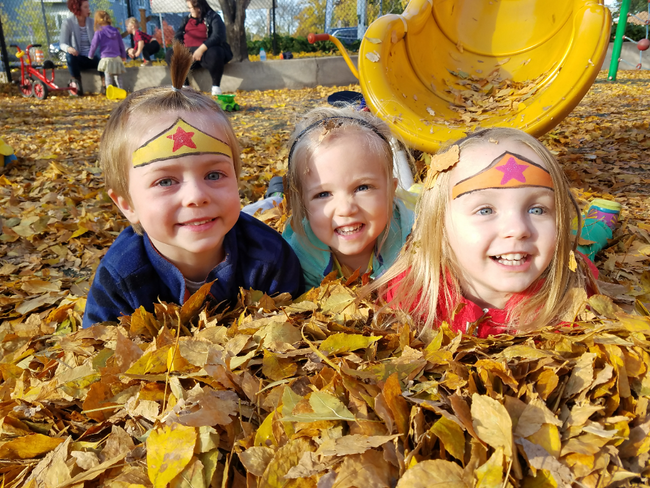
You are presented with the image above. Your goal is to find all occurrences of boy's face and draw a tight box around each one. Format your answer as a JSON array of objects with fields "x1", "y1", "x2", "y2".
[
  {"x1": 127, "y1": 23, "x2": 135, "y2": 34},
  {"x1": 445, "y1": 139, "x2": 557, "y2": 309},
  {"x1": 109, "y1": 112, "x2": 240, "y2": 279}
]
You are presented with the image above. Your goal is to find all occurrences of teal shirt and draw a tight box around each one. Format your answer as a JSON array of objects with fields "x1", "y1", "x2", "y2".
[{"x1": 283, "y1": 199, "x2": 414, "y2": 290}]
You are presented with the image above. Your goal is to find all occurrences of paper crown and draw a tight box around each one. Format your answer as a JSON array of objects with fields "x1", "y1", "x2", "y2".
[
  {"x1": 132, "y1": 118, "x2": 232, "y2": 168},
  {"x1": 452, "y1": 151, "x2": 554, "y2": 199}
]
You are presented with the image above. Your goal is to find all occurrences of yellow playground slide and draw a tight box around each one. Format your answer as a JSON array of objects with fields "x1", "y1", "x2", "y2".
[{"x1": 345, "y1": 0, "x2": 612, "y2": 153}]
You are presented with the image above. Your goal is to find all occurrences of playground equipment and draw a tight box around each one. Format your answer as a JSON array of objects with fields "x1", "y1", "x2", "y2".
[
  {"x1": 310, "y1": 0, "x2": 612, "y2": 153},
  {"x1": 11, "y1": 44, "x2": 79, "y2": 100},
  {"x1": 608, "y1": 0, "x2": 649, "y2": 77}
]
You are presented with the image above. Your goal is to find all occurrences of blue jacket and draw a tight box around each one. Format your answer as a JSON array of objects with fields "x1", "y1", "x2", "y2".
[
  {"x1": 283, "y1": 199, "x2": 414, "y2": 290},
  {"x1": 83, "y1": 212, "x2": 303, "y2": 327}
]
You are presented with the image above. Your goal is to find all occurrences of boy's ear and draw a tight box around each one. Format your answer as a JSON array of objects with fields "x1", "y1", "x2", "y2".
[{"x1": 107, "y1": 189, "x2": 140, "y2": 225}]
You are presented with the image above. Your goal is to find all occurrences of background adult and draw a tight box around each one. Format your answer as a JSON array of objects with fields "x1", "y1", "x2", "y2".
[
  {"x1": 59, "y1": 0, "x2": 102, "y2": 95},
  {"x1": 166, "y1": 0, "x2": 233, "y2": 95},
  {"x1": 125, "y1": 17, "x2": 160, "y2": 66}
]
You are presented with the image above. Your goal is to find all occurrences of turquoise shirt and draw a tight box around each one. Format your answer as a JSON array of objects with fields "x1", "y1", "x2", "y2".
[{"x1": 283, "y1": 199, "x2": 414, "y2": 290}]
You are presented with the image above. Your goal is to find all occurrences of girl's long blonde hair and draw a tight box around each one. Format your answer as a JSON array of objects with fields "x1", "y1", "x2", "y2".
[
  {"x1": 373, "y1": 127, "x2": 589, "y2": 333},
  {"x1": 94, "y1": 10, "x2": 111, "y2": 29}
]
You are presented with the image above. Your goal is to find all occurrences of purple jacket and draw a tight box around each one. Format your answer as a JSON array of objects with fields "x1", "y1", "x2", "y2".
[{"x1": 89, "y1": 25, "x2": 126, "y2": 59}]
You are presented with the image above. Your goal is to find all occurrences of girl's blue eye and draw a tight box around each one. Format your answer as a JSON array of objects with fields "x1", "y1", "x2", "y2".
[
  {"x1": 478, "y1": 208, "x2": 493, "y2": 216},
  {"x1": 356, "y1": 184, "x2": 370, "y2": 192},
  {"x1": 206, "y1": 172, "x2": 222, "y2": 181},
  {"x1": 157, "y1": 178, "x2": 174, "y2": 187},
  {"x1": 529, "y1": 207, "x2": 544, "y2": 215},
  {"x1": 315, "y1": 191, "x2": 330, "y2": 199}
]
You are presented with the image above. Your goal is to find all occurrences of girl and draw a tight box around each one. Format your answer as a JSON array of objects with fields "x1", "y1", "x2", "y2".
[
  {"x1": 89, "y1": 11, "x2": 126, "y2": 89},
  {"x1": 166, "y1": 0, "x2": 233, "y2": 96},
  {"x1": 374, "y1": 127, "x2": 598, "y2": 337},
  {"x1": 125, "y1": 17, "x2": 160, "y2": 66},
  {"x1": 283, "y1": 107, "x2": 415, "y2": 290}
]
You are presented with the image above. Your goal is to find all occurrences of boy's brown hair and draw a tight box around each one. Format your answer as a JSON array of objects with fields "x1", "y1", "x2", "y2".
[
  {"x1": 94, "y1": 11, "x2": 112, "y2": 29},
  {"x1": 99, "y1": 41, "x2": 242, "y2": 233}
]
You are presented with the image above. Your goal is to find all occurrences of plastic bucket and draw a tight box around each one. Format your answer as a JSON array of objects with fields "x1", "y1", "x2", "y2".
[{"x1": 106, "y1": 85, "x2": 127, "y2": 100}]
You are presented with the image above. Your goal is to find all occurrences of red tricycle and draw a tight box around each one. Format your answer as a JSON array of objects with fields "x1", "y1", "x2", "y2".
[{"x1": 10, "y1": 44, "x2": 79, "y2": 100}]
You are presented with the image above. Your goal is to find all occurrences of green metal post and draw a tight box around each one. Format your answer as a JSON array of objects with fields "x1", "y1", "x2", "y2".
[{"x1": 608, "y1": 0, "x2": 631, "y2": 80}]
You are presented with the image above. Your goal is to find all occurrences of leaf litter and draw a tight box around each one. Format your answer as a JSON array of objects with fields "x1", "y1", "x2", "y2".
[{"x1": 0, "y1": 72, "x2": 648, "y2": 486}]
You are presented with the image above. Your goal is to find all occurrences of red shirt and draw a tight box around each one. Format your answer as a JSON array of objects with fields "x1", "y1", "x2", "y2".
[{"x1": 184, "y1": 18, "x2": 207, "y2": 47}]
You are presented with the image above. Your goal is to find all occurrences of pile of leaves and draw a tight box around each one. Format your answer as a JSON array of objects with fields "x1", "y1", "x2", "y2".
[
  {"x1": 0, "y1": 72, "x2": 649, "y2": 486},
  {"x1": 0, "y1": 283, "x2": 648, "y2": 487}
]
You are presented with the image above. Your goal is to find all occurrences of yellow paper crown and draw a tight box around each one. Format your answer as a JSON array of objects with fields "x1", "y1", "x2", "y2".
[
  {"x1": 132, "y1": 118, "x2": 232, "y2": 168},
  {"x1": 452, "y1": 152, "x2": 554, "y2": 200}
]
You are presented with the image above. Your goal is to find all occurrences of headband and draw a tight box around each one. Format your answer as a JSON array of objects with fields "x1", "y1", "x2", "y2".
[
  {"x1": 132, "y1": 117, "x2": 232, "y2": 168},
  {"x1": 452, "y1": 151, "x2": 554, "y2": 199},
  {"x1": 287, "y1": 116, "x2": 389, "y2": 165}
]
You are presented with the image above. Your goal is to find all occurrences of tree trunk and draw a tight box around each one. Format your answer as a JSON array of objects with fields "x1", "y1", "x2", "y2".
[{"x1": 220, "y1": 0, "x2": 251, "y2": 62}]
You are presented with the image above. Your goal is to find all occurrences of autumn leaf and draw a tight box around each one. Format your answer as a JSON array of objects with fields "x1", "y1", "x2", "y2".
[
  {"x1": 147, "y1": 423, "x2": 197, "y2": 488},
  {"x1": 471, "y1": 394, "x2": 513, "y2": 457}
]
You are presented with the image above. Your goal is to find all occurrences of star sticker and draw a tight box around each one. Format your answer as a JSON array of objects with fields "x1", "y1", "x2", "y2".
[
  {"x1": 167, "y1": 126, "x2": 196, "y2": 152},
  {"x1": 496, "y1": 156, "x2": 528, "y2": 185}
]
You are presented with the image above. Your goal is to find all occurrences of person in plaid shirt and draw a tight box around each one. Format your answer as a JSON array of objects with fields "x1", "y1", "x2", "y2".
[{"x1": 126, "y1": 17, "x2": 160, "y2": 65}]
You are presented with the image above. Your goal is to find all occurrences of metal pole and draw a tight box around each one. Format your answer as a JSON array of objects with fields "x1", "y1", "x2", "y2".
[
  {"x1": 39, "y1": 0, "x2": 52, "y2": 49},
  {"x1": 608, "y1": 0, "x2": 631, "y2": 80},
  {"x1": 325, "y1": 0, "x2": 333, "y2": 32},
  {"x1": 357, "y1": 0, "x2": 366, "y2": 40},
  {"x1": 0, "y1": 16, "x2": 11, "y2": 82},
  {"x1": 159, "y1": 13, "x2": 166, "y2": 53},
  {"x1": 272, "y1": 0, "x2": 276, "y2": 55}
]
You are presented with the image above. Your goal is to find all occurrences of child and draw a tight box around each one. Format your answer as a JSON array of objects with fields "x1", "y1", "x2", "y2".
[
  {"x1": 283, "y1": 107, "x2": 415, "y2": 290},
  {"x1": 375, "y1": 127, "x2": 598, "y2": 337},
  {"x1": 83, "y1": 42, "x2": 303, "y2": 328},
  {"x1": 89, "y1": 11, "x2": 126, "y2": 89},
  {"x1": 125, "y1": 17, "x2": 160, "y2": 66}
]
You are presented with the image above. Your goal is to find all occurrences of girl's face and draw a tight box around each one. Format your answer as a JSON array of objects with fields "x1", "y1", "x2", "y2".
[
  {"x1": 302, "y1": 132, "x2": 394, "y2": 274},
  {"x1": 186, "y1": 1, "x2": 200, "y2": 18},
  {"x1": 445, "y1": 139, "x2": 557, "y2": 309}
]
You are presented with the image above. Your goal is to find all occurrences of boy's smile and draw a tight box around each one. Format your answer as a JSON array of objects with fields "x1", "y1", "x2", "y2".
[
  {"x1": 302, "y1": 133, "x2": 394, "y2": 274},
  {"x1": 446, "y1": 140, "x2": 557, "y2": 309},
  {"x1": 109, "y1": 112, "x2": 240, "y2": 281}
]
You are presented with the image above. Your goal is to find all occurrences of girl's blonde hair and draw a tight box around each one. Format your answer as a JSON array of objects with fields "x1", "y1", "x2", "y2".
[
  {"x1": 373, "y1": 127, "x2": 589, "y2": 333},
  {"x1": 94, "y1": 11, "x2": 112, "y2": 28},
  {"x1": 286, "y1": 106, "x2": 396, "y2": 247},
  {"x1": 99, "y1": 41, "x2": 241, "y2": 234}
]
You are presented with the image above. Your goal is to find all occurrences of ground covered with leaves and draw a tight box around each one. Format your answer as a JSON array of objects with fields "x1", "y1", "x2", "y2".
[{"x1": 0, "y1": 71, "x2": 648, "y2": 487}]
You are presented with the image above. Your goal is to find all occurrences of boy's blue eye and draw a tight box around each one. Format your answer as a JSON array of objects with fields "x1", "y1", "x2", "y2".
[
  {"x1": 206, "y1": 172, "x2": 222, "y2": 181},
  {"x1": 157, "y1": 178, "x2": 174, "y2": 187},
  {"x1": 478, "y1": 208, "x2": 493, "y2": 216},
  {"x1": 529, "y1": 207, "x2": 544, "y2": 215}
]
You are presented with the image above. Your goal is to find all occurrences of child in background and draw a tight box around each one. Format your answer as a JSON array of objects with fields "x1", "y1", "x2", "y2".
[
  {"x1": 89, "y1": 11, "x2": 127, "y2": 89},
  {"x1": 125, "y1": 17, "x2": 160, "y2": 66},
  {"x1": 283, "y1": 107, "x2": 415, "y2": 290},
  {"x1": 375, "y1": 127, "x2": 598, "y2": 337},
  {"x1": 83, "y1": 42, "x2": 303, "y2": 328}
]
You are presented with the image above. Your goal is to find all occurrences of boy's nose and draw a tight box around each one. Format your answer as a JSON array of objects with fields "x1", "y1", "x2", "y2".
[{"x1": 183, "y1": 180, "x2": 210, "y2": 206}]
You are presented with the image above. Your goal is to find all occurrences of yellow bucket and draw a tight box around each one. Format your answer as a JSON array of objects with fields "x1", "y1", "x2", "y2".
[{"x1": 106, "y1": 85, "x2": 127, "y2": 100}]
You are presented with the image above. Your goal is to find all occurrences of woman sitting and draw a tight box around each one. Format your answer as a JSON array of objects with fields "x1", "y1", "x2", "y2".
[
  {"x1": 59, "y1": 0, "x2": 103, "y2": 95},
  {"x1": 165, "y1": 0, "x2": 233, "y2": 95}
]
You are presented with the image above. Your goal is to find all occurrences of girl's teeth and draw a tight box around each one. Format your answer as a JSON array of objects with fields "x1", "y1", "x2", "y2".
[
  {"x1": 187, "y1": 219, "x2": 211, "y2": 226},
  {"x1": 337, "y1": 224, "x2": 363, "y2": 235},
  {"x1": 493, "y1": 253, "x2": 527, "y2": 265}
]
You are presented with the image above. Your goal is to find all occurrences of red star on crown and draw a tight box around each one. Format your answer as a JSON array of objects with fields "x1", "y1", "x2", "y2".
[
  {"x1": 167, "y1": 126, "x2": 196, "y2": 152},
  {"x1": 496, "y1": 156, "x2": 528, "y2": 185}
]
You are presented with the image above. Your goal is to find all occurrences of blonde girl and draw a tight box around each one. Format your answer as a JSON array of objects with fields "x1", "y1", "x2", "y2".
[
  {"x1": 374, "y1": 127, "x2": 597, "y2": 337},
  {"x1": 89, "y1": 11, "x2": 126, "y2": 89},
  {"x1": 283, "y1": 106, "x2": 415, "y2": 290}
]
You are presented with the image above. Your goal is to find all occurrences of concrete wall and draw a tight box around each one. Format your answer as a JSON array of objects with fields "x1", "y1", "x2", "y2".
[
  {"x1": 45, "y1": 55, "x2": 360, "y2": 94},
  {"x1": 30, "y1": 42, "x2": 648, "y2": 95}
]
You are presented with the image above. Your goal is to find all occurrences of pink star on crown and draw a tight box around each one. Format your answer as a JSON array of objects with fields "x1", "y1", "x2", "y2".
[
  {"x1": 496, "y1": 156, "x2": 528, "y2": 185},
  {"x1": 167, "y1": 126, "x2": 196, "y2": 152}
]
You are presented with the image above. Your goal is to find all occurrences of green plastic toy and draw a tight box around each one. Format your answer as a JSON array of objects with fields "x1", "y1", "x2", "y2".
[{"x1": 217, "y1": 94, "x2": 240, "y2": 112}]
